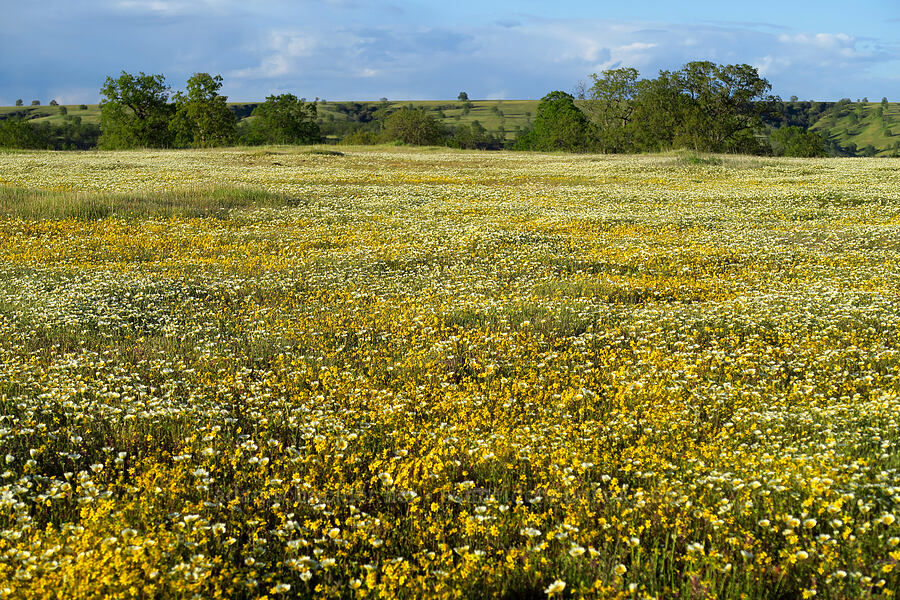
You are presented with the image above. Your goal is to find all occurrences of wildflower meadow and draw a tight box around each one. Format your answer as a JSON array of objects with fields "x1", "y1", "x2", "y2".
[{"x1": 0, "y1": 147, "x2": 898, "y2": 598}]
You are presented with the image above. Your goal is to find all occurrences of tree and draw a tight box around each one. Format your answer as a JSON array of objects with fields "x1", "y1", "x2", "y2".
[
  {"x1": 170, "y1": 73, "x2": 236, "y2": 148},
  {"x1": 50, "y1": 99, "x2": 58, "y2": 106},
  {"x1": 31, "y1": 100, "x2": 40, "y2": 106},
  {"x1": 581, "y1": 67, "x2": 640, "y2": 152},
  {"x1": 15, "y1": 99, "x2": 23, "y2": 107},
  {"x1": 382, "y1": 108, "x2": 444, "y2": 145},
  {"x1": 515, "y1": 91, "x2": 593, "y2": 152},
  {"x1": 458, "y1": 91, "x2": 469, "y2": 101},
  {"x1": 0, "y1": 119, "x2": 48, "y2": 149},
  {"x1": 99, "y1": 71, "x2": 173, "y2": 149},
  {"x1": 670, "y1": 61, "x2": 774, "y2": 152},
  {"x1": 449, "y1": 120, "x2": 502, "y2": 150},
  {"x1": 769, "y1": 126, "x2": 827, "y2": 157},
  {"x1": 246, "y1": 94, "x2": 320, "y2": 145}
]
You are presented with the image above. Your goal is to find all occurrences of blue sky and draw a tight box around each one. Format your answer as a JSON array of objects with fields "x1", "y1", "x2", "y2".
[{"x1": 1, "y1": 0, "x2": 898, "y2": 104}]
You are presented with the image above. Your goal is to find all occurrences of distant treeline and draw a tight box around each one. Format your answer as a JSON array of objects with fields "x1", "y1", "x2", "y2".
[
  {"x1": 0, "y1": 117, "x2": 100, "y2": 150},
  {"x1": 513, "y1": 62, "x2": 859, "y2": 157},
  {"x1": 2, "y1": 65, "x2": 897, "y2": 156}
]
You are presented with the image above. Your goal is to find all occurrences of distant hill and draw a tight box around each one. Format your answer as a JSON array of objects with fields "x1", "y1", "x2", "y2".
[
  {"x1": 309, "y1": 99, "x2": 536, "y2": 142},
  {"x1": 0, "y1": 103, "x2": 101, "y2": 124},
  {"x1": 808, "y1": 100, "x2": 900, "y2": 157}
]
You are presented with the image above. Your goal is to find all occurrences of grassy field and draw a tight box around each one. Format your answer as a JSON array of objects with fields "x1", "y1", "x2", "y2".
[{"x1": 0, "y1": 147, "x2": 899, "y2": 598}]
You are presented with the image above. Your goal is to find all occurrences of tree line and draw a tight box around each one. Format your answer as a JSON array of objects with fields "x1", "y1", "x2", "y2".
[
  {"x1": 0, "y1": 71, "x2": 322, "y2": 150},
  {"x1": 1, "y1": 63, "x2": 893, "y2": 156},
  {"x1": 95, "y1": 71, "x2": 321, "y2": 149},
  {"x1": 514, "y1": 62, "x2": 840, "y2": 157}
]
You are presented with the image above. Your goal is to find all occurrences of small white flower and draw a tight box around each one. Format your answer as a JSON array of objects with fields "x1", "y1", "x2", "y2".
[{"x1": 544, "y1": 579, "x2": 565, "y2": 595}]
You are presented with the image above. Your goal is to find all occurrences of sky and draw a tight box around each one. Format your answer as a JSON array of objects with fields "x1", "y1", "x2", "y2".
[{"x1": 1, "y1": 0, "x2": 899, "y2": 105}]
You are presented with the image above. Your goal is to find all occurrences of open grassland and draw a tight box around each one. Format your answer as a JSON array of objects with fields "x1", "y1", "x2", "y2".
[{"x1": 0, "y1": 148, "x2": 899, "y2": 599}]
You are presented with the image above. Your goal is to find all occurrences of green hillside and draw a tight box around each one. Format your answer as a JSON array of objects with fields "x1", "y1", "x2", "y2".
[
  {"x1": 810, "y1": 100, "x2": 900, "y2": 156},
  {"x1": 0, "y1": 103, "x2": 101, "y2": 124},
  {"x1": 287, "y1": 99, "x2": 536, "y2": 142}
]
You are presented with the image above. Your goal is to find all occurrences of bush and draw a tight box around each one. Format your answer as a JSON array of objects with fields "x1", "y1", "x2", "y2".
[
  {"x1": 769, "y1": 126, "x2": 827, "y2": 157},
  {"x1": 244, "y1": 94, "x2": 320, "y2": 145},
  {"x1": 382, "y1": 108, "x2": 444, "y2": 146}
]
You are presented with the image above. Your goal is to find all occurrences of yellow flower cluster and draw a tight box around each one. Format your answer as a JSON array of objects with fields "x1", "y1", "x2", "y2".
[{"x1": 0, "y1": 147, "x2": 898, "y2": 598}]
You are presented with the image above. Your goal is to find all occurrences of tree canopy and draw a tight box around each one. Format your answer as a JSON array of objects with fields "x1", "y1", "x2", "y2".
[
  {"x1": 247, "y1": 94, "x2": 320, "y2": 145},
  {"x1": 769, "y1": 126, "x2": 828, "y2": 157},
  {"x1": 515, "y1": 91, "x2": 593, "y2": 152},
  {"x1": 170, "y1": 73, "x2": 236, "y2": 148},
  {"x1": 581, "y1": 61, "x2": 775, "y2": 154},
  {"x1": 382, "y1": 108, "x2": 444, "y2": 146},
  {"x1": 99, "y1": 71, "x2": 173, "y2": 149}
]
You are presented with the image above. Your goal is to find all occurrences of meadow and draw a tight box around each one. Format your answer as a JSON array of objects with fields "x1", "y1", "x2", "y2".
[{"x1": 0, "y1": 146, "x2": 898, "y2": 599}]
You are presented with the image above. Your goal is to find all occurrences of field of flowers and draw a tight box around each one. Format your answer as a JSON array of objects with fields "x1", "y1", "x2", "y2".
[{"x1": 0, "y1": 146, "x2": 898, "y2": 599}]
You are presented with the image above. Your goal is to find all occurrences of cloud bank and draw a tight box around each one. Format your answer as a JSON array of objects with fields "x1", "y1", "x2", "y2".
[{"x1": 1, "y1": 2, "x2": 897, "y2": 104}]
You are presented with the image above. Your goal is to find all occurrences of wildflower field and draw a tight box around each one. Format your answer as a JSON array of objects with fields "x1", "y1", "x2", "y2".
[{"x1": 0, "y1": 147, "x2": 899, "y2": 599}]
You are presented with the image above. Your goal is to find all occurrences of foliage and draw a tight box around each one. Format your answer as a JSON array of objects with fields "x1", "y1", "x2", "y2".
[
  {"x1": 0, "y1": 118, "x2": 100, "y2": 150},
  {"x1": 381, "y1": 107, "x2": 445, "y2": 145},
  {"x1": 170, "y1": 73, "x2": 236, "y2": 148},
  {"x1": 0, "y1": 118, "x2": 48, "y2": 149},
  {"x1": 99, "y1": 71, "x2": 174, "y2": 149},
  {"x1": 581, "y1": 62, "x2": 775, "y2": 154},
  {"x1": 515, "y1": 91, "x2": 594, "y2": 151},
  {"x1": 770, "y1": 126, "x2": 828, "y2": 157},
  {"x1": 447, "y1": 120, "x2": 504, "y2": 150},
  {"x1": 580, "y1": 67, "x2": 640, "y2": 152},
  {"x1": 245, "y1": 94, "x2": 321, "y2": 145}
]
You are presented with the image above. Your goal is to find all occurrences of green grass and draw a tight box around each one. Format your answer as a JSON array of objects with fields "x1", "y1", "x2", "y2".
[
  {"x1": 0, "y1": 103, "x2": 102, "y2": 124},
  {"x1": 810, "y1": 102, "x2": 900, "y2": 156},
  {"x1": 0, "y1": 185, "x2": 296, "y2": 220}
]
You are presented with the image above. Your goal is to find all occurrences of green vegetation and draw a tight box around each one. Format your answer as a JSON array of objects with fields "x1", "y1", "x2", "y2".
[
  {"x1": 514, "y1": 91, "x2": 592, "y2": 151},
  {"x1": 242, "y1": 94, "x2": 320, "y2": 145},
  {"x1": 381, "y1": 107, "x2": 445, "y2": 146},
  {"x1": 562, "y1": 61, "x2": 774, "y2": 154},
  {"x1": 3, "y1": 67, "x2": 900, "y2": 155},
  {"x1": 169, "y1": 73, "x2": 236, "y2": 148},
  {"x1": 809, "y1": 98, "x2": 900, "y2": 157},
  {"x1": 99, "y1": 71, "x2": 174, "y2": 149},
  {"x1": 769, "y1": 126, "x2": 828, "y2": 157}
]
